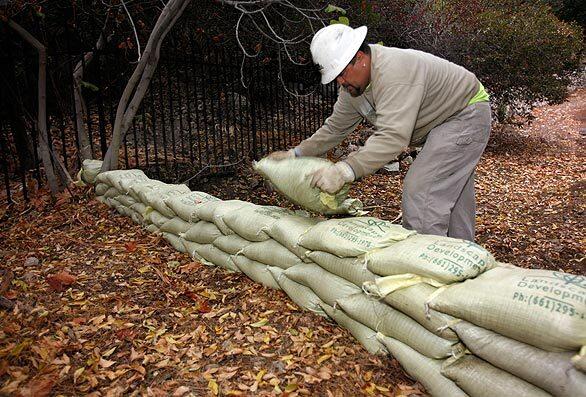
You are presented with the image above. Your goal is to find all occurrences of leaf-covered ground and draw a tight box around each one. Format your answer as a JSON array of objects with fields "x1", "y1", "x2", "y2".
[{"x1": 1, "y1": 88, "x2": 584, "y2": 396}]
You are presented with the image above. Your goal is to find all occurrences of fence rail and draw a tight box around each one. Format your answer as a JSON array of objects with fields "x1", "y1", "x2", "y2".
[{"x1": 0, "y1": 23, "x2": 337, "y2": 206}]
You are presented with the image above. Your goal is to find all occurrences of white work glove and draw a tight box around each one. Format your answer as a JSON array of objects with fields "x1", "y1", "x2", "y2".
[
  {"x1": 266, "y1": 149, "x2": 295, "y2": 161},
  {"x1": 309, "y1": 162, "x2": 355, "y2": 194}
]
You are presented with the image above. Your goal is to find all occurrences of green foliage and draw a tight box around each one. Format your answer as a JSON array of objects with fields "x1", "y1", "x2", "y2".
[
  {"x1": 80, "y1": 81, "x2": 99, "y2": 92},
  {"x1": 343, "y1": 0, "x2": 584, "y2": 121},
  {"x1": 469, "y1": 1, "x2": 583, "y2": 111}
]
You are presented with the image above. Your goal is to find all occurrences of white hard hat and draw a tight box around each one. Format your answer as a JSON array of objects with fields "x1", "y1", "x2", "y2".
[{"x1": 310, "y1": 24, "x2": 368, "y2": 84}]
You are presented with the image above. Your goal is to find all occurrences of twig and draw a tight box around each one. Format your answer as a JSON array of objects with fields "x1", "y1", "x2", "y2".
[
  {"x1": 180, "y1": 157, "x2": 246, "y2": 184},
  {"x1": 121, "y1": 0, "x2": 142, "y2": 61}
]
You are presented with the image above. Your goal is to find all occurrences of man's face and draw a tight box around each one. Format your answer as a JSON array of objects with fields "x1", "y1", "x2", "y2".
[{"x1": 335, "y1": 52, "x2": 370, "y2": 97}]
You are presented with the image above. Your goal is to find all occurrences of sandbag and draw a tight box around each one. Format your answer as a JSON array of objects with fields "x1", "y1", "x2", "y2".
[
  {"x1": 336, "y1": 293, "x2": 461, "y2": 359},
  {"x1": 162, "y1": 232, "x2": 188, "y2": 253},
  {"x1": 197, "y1": 244, "x2": 239, "y2": 272},
  {"x1": 135, "y1": 184, "x2": 192, "y2": 218},
  {"x1": 210, "y1": 200, "x2": 254, "y2": 235},
  {"x1": 308, "y1": 251, "x2": 376, "y2": 287},
  {"x1": 452, "y1": 321, "x2": 586, "y2": 397},
  {"x1": 366, "y1": 234, "x2": 495, "y2": 285},
  {"x1": 182, "y1": 240, "x2": 204, "y2": 261},
  {"x1": 145, "y1": 224, "x2": 160, "y2": 234},
  {"x1": 97, "y1": 169, "x2": 150, "y2": 192},
  {"x1": 299, "y1": 217, "x2": 415, "y2": 258},
  {"x1": 381, "y1": 283, "x2": 459, "y2": 341},
  {"x1": 79, "y1": 159, "x2": 103, "y2": 184},
  {"x1": 95, "y1": 183, "x2": 110, "y2": 196},
  {"x1": 267, "y1": 214, "x2": 319, "y2": 261},
  {"x1": 103, "y1": 186, "x2": 121, "y2": 199},
  {"x1": 213, "y1": 234, "x2": 250, "y2": 255},
  {"x1": 253, "y1": 157, "x2": 363, "y2": 215},
  {"x1": 574, "y1": 347, "x2": 586, "y2": 373},
  {"x1": 233, "y1": 256, "x2": 280, "y2": 289},
  {"x1": 193, "y1": 200, "x2": 223, "y2": 223},
  {"x1": 376, "y1": 334, "x2": 467, "y2": 397},
  {"x1": 268, "y1": 268, "x2": 327, "y2": 317},
  {"x1": 242, "y1": 240, "x2": 303, "y2": 270},
  {"x1": 164, "y1": 191, "x2": 220, "y2": 222},
  {"x1": 284, "y1": 263, "x2": 360, "y2": 307},
  {"x1": 427, "y1": 267, "x2": 586, "y2": 352},
  {"x1": 116, "y1": 194, "x2": 138, "y2": 208},
  {"x1": 320, "y1": 303, "x2": 387, "y2": 356},
  {"x1": 125, "y1": 180, "x2": 167, "y2": 201},
  {"x1": 144, "y1": 209, "x2": 171, "y2": 229},
  {"x1": 160, "y1": 217, "x2": 193, "y2": 235},
  {"x1": 222, "y1": 205, "x2": 294, "y2": 242},
  {"x1": 182, "y1": 221, "x2": 223, "y2": 244},
  {"x1": 130, "y1": 202, "x2": 148, "y2": 216},
  {"x1": 441, "y1": 355, "x2": 551, "y2": 397}
]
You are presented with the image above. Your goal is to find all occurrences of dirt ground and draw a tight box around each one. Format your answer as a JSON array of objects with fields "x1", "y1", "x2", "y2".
[{"x1": 0, "y1": 88, "x2": 584, "y2": 396}]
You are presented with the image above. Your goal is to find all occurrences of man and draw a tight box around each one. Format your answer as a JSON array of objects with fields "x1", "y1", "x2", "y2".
[{"x1": 268, "y1": 24, "x2": 491, "y2": 241}]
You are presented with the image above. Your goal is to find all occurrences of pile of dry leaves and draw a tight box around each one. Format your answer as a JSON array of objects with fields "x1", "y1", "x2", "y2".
[{"x1": 0, "y1": 89, "x2": 584, "y2": 396}]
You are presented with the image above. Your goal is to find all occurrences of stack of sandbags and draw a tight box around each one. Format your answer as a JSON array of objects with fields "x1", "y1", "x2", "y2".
[
  {"x1": 84, "y1": 166, "x2": 586, "y2": 397},
  {"x1": 424, "y1": 267, "x2": 586, "y2": 397}
]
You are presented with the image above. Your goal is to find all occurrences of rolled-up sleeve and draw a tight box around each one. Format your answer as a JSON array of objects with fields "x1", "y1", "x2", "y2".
[
  {"x1": 344, "y1": 83, "x2": 424, "y2": 178},
  {"x1": 295, "y1": 90, "x2": 363, "y2": 157}
]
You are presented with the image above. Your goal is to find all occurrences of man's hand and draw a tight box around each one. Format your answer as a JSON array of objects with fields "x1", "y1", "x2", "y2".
[
  {"x1": 309, "y1": 162, "x2": 355, "y2": 194},
  {"x1": 267, "y1": 149, "x2": 295, "y2": 161}
]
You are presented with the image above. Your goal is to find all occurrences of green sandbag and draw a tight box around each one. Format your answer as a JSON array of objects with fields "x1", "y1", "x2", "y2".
[
  {"x1": 253, "y1": 157, "x2": 363, "y2": 215},
  {"x1": 95, "y1": 183, "x2": 109, "y2": 196},
  {"x1": 336, "y1": 293, "x2": 461, "y2": 359},
  {"x1": 427, "y1": 267, "x2": 586, "y2": 352},
  {"x1": 162, "y1": 232, "x2": 188, "y2": 253},
  {"x1": 130, "y1": 202, "x2": 148, "y2": 216},
  {"x1": 452, "y1": 321, "x2": 586, "y2": 397},
  {"x1": 103, "y1": 186, "x2": 121, "y2": 199},
  {"x1": 268, "y1": 267, "x2": 327, "y2": 317},
  {"x1": 267, "y1": 214, "x2": 319, "y2": 261},
  {"x1": 197, "y1": 244, "x2": 239, "y2": 272},
  {"x1": 125, "y1": 180, "x2": 167, "y2": 201},
  {"x1": 299, "y1": 217, "x2": 416, "y2": 258},
  {"x1": 80, "y1": 159, "x2": 103, "y2": 184},
  {"x1": 284, "y1": 263, "x2": 360, "y2": 307},
  {"x1": 182, "y1": 221, "x2": 223, "y2": 244},
  {"x1": 144, "y1": 209, "x2": 171, "y2": 229},
  {"x1": 573, "y1": 347, "x2": 586, "y2": 373},
  {"x1": 383, "y1": 283, "x2": 459, "y2": 341},
  {"x1": 164, "y1": 191, "x2": 220, "y2": 223},
  {"x1": 208, "y1": 200, "x2": 253, "y2": 235},
  {"x1": 182, "y1": 240, "x2": 204, "y2": 261},
  {"x1": 145, "y1": 224, "x2": 160, "y2": 234},
  {"x1": 233, "y1": 256, "x2": 281, "y2": 289},
  {"x1": 213, "y1": 234, "x2": 251, "y2": 255},
  {"x1": 366, "y1": 234, "x2": 496, "y2": 285},
  {"x1": 307, "y1": 251, "x2": 377, "y2": 287},
  {"x1": 242, "y1": 240, "x2": 303, "y2": 269},
  {"x1": 377, "y1": 334, "x2": 467, "y2": 397},
  {"x1": 95, "y1": 169, "x2": 149, "y2": 191},
  {"x1": 116, "y1": 194, "x2": 138, "y2": 208},
  {"x1": 441, "y1": 355, "x2": 551, "y2": 397},
  {"x1": 320, "y1": 303, "x2": 387, "y2": 356},
  {"x1": 135, "y1": 184, "x2": 192, "y2": 218},
  {"x1": 222, "y1": 205, "x2": 294, "y2": 242},
  {"x1": 160, "y1": 217, "x2": 193, "y2": 235}
]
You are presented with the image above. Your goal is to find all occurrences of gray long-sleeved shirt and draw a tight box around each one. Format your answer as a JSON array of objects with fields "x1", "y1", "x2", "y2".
[{"x1": 295, "y1": 44, "x2": 480, "y2": 178}]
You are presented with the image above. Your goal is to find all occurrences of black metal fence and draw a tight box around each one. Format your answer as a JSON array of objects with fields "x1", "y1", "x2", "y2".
[{"x1": 0, "y1": 23, "x2": 337, "y2": 205}]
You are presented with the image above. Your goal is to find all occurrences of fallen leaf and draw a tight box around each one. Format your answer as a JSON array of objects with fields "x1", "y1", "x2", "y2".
[{"x1": 46, "y1": 271, "x2": 76, "y2": 292}]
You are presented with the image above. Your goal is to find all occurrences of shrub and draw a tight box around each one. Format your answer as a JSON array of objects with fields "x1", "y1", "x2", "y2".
[{"x1": 344, "y1": 0, "x2": 584, "y2": 121}]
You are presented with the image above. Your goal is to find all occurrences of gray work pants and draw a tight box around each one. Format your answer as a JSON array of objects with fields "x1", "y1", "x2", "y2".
[{"x1": 402, "y1": 102, "x2": 491, "y2": 242}]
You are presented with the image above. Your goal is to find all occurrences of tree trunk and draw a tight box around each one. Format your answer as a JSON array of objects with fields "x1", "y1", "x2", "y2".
[
  {"x1": 73, "y1": 25, "x2": 110, "y2": 161},
  {"x1": 8, "y1": 19, "x2": 61, "y2": 195},
  {"x1": 102, "y1": 0, "x2": 192, "y2": 172}
]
